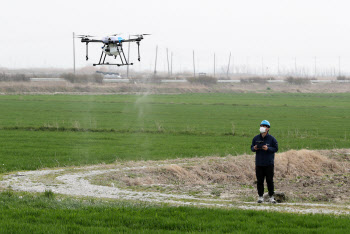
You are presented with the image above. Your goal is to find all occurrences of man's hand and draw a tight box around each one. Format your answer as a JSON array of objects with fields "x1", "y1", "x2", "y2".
[
  {"x1": 254, "y1": 145, "x2": 258, "y2": 150},
  {"x1": 262, "y1": 145, "x2": 268, "y2": 151}
]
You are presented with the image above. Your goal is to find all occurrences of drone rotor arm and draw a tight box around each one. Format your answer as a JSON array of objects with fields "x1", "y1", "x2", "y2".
[
  {"x1": 122, "y1": 38, "x2": 139, "y2": 43},
  {"x1": 81, "y1": 38, "x2": 104, "y2": 43}
]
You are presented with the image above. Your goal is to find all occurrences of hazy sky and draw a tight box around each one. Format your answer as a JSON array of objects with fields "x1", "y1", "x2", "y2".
[{"x1": 1, "y1": 0, "x2": 350, "y2": 75}]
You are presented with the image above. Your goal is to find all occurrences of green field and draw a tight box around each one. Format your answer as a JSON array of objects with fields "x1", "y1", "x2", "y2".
[
  {"x1": 0, "y1": 93, "x2": 349, "y2": 232},
  {"x1": 0, "y1": 93, "x2": 349, "y2": 172},
  {"x1": 1, "y1": 191, "x2": 350, "y2": 233}
]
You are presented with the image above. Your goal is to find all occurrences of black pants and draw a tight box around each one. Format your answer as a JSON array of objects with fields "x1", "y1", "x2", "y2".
[{"x1": 256, "y1": 165, "x2": 274, "y2": 197}]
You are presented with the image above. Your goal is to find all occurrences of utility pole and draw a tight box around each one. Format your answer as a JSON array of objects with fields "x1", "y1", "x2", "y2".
[
  {"x1": 338, "y1": 56, "x2": 341, "y2": 77},
  {"x1": 314, "y1": 56, "x2": 317, "y2": 77},
  {"x1": 227, "y1": 52, "x2": 231, "y2": 78},
  {"x1": 166, "y1": 48, "x2": 170, "y2": 77},
  {"x1": 277, "y1": 56, "x2": 280, "y2": 76},
  {"x1": 73, "y1": 32, "x2": 76, "y2": 74},
  {"x1": 193, "y1": 50, "x2": 195, "y2": 77},
  {"x1": 154, "y1": 45, "x2": 158, "y2": 76},
  {"x1": 213, "y1": 53, "x2": 216, "y2": 78},
  {"x1": 261, "y1": 56, "x2": 264, "y2": 76},
  {"x1": 246, "y1": 56, "x2": 249, "y2": 74},
  {"x1": 127, "y1": 35, "x2": 130, "y2": 78},
  {"x1": 232, "y1": 56, "x2": 234, "y2": 75},
  {"x1": 294, "y1": 57, "x2": 297, "y2": 76},
  {"x1": 171, "y1": 52, "x2": 173, "y2": 76}
]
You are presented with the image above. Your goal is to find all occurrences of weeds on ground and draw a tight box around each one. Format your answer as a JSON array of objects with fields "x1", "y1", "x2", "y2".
[{"x1": 44, "y1": 190, "x2": 55, "y2": 199}]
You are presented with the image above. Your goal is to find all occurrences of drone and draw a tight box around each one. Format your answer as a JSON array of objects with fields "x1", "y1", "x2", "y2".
[{"x1": 77, "y1": 34, "x2": 150, "y2": 66}]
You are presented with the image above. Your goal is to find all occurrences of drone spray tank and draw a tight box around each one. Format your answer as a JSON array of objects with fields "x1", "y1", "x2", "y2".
[{"x1": 103, "y1": 44, "x2": 120, "y2": 58}]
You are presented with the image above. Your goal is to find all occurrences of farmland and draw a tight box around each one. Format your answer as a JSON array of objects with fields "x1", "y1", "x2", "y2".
[
  {"x1": 0, "y1": 93, "x2": 350, "y2": 232},
  {"x1": 0, "y1": 93, "x2": 349, "y2": 172}
]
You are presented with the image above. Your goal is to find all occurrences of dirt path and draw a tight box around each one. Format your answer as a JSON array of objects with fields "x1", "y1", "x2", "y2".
[{"x1": 1, "y1": 149, "x2": 349, "y2": 215}]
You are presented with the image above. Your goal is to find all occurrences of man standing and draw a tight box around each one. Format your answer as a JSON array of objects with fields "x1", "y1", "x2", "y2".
[{"x1": 251, "y1": 120, "x2": 278, "y2": 203}]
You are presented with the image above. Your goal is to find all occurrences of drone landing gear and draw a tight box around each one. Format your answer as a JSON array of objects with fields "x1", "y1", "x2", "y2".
[
  {"x1": 86, "y1": 42, "x2": 89, "y2": 60},
  {"x1": 93, "y1": 43, "x2": 133, "y2": 66},
  {"x1": 93, "y1": 63, "x2": 134, "y2": 67},
  {"x1": 137, "y1": 41, "x2": 141, "y2": 61}
]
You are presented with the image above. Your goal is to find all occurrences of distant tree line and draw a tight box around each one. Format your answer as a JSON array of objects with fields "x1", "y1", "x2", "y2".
[
  {"x1": 0, "y1": 73, "x2": 29, "y2": 82},
  {"x1": 59, "y1": 73, "x2": 103, "y2": 83},
  {"x1": 0, "y1": 73, "x2": 104, "y2": 83}
]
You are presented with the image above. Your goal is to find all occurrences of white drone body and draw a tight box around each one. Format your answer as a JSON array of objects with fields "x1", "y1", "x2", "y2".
[{"x1": 77, "y1": 34, "x2": 150, "y2": 66}]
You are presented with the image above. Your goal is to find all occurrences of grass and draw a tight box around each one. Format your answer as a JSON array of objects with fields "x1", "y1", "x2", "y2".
[
  {"x1": 0, "y1": 93, "x2": 349, "y2": 232},
  {"x1": 0, "y1": 93, "x2": 349, "y2": 173},
  {"x1": 0, "y1": 191, "x2": 349, "y2": 233}
]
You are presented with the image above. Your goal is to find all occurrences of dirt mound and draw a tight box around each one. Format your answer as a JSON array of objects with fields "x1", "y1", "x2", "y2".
[
  {"x1": 102, "y1": 149, "x2": 349, "y2": 203},
  {"x1": 150, "y1": 150, "x2": 345, "y2": 185},
  {"x1": 276, "y1": 150, "x2": 344, "y2": 178},
  {"x1": 155, "y1": 156, "x2": 254, "y2": 185}
]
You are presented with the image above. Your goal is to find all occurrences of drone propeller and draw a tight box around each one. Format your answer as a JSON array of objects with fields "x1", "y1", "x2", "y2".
[
  {"x1": 131, "y1": 34, "x2": 151, "y2": 37},
  {"x1": 75, "y1": 35, "x2": 96, "y2": 38}
]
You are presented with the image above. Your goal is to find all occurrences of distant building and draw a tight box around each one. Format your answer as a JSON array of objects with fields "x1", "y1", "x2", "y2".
[{"x1": 96, "y1": 71, "x2": 121, "y2": 78}]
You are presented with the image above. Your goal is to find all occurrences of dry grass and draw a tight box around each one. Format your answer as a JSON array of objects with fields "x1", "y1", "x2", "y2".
[
  {"x1": 148, "y1": 150, "x2": 345, "y2": 186},
  {"x1": 186, "y1": 76, "x2": 218, "y2": 85},
  {"x1": 106, "y1": 149, "x2": 348, "y2": 188},
  {"x1": 275, "y1": 150, "x2": 343, "y2": 178},
  {"x1": 0, "y1": 81, "x2": 350, "y2": 94},
  {"x1": 89, "y1": 149, "x2": 350, "y2": 202}
]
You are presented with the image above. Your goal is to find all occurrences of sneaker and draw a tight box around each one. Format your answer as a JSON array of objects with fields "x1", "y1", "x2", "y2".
[
  {"x1": 269, "y1": 196, "x2": 277, "y2": 204},
  {"x1": 257, "y1": 196, "x2": 264, "y2": 203}
]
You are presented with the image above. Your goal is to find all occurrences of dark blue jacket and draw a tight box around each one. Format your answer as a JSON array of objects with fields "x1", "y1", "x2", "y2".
[{"x1": 251, "y1": 133, "x2": 278, "y2": 166}]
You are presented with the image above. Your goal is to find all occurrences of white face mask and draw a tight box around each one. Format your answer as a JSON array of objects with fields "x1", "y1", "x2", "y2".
[{"x1": 259, "y1": 127, "x2": 266, "y2": 133}]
